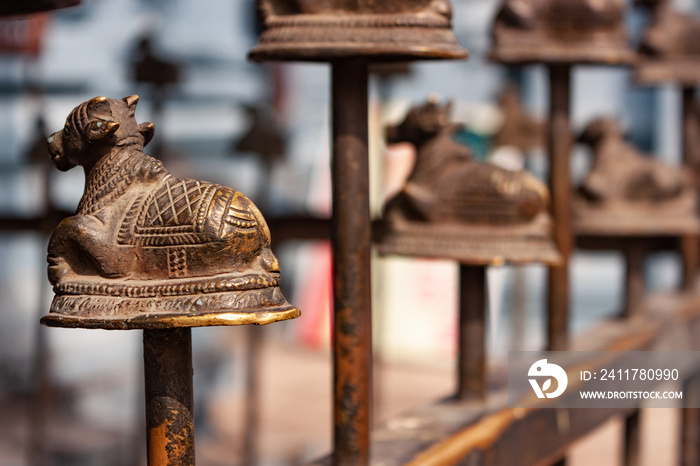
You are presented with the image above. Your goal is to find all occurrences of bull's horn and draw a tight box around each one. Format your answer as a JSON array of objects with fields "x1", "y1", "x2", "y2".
[{"x1": 123, "y1": 95, "x2": 139, "y2": 108}]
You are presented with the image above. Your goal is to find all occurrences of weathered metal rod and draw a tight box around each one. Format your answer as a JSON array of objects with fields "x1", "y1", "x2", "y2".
[
  {"x1": 457, "y1": 264, "x2": 486, "y2": 401},
  {"x1": 143, "y1": 328, "x2": 195, "y2": 466},
  {"x1": 681, "y1": 86, "x2": 697, "y2": 168},
  {"x1": 680, "y1": 86, "x2": 700, "y2": 466},
  {"x1": 623, "y1": 410, "x2": 641, "y2": 466},
  {"x1": 623, "y1": 240, "x2": 645, "y2": 319},
  {"x1": 331, "y1": 60, "x2": 372, "y2": 466},
  {"x1": 546, "y1": 64, "x2": 572, "y2": 351},
  {"x1": 681, "y1": 86, "x2": 699, "y2": 290},
  {"x1": 681, "y1": 371, "x2": 700, "y2": 466},
  {"x1": 242, "y1": 326, "x2": 262, "y2": 466}
]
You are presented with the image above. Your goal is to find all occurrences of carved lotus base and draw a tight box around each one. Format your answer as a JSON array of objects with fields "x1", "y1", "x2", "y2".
[
  {"x1": 634, "y1": 58, "x2": 700, "y2": 86},
  {"x1": 41, "y1": 273, "x2": 300, "y2": 329},
  {"x1": 490, "y1": 29, "x2": 634, "y2": 65},
  {"x1": 573, "y1": 194, "x2": 700, "y2": 236},
  {"x1": 375, "y1": 212, "x2": 562, "y2": 266},
  {"x1": 249, "y1": 13, "x2": 467, "y2": 62}
]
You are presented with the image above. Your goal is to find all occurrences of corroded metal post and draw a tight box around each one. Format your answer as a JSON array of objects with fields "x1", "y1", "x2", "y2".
[
  {"x1": 682, "y1": 87, "x2": 697, "y2": 168},
  {"x1": 457, "y1": 265, "x2": 486, "y2": 401},
  {"x1": 242, "y1": 326, "x2": 262, "y2": 466},
  {"x1": 547, "y1": 64, "x2": 572, "y2": 351},
  {"x1": 331, "y1": 60, "x2": 372, "y2": 465},
  {"x1": 144, "y1": 329, "x2": 195, "y2": 466},
  {"x1": 681, "y1": 87, "x2": 699, "y2": 290},
  {"x1": 623, "y1": 240, "x2": 645, "y2": 318},
  {"x1": 681, "y1": 372, "x2": 700, "y2": 466},
  {"x1": 249, "y1": 4, "x2": 466, "y2": 464},
  {"x1": 623, "y1": 410, "x2": 641, "y2": 466}
]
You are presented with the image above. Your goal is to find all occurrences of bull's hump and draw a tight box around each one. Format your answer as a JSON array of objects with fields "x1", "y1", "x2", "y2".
[{"x1": 202, "y1": 188, "x2": 260, "y2": 240}]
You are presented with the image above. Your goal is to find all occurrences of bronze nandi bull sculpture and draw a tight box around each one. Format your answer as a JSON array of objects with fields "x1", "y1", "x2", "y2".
[
  {"x1": 633, "y1": 0, "x2": 700, "y2": 83},
  {"x1": 577, "y1": 117, "x2": 692, "y2": 202},
  {"x1": 636, "y1": 0, "x2": 700, "y2": 59},
  {"x1": 383, "y1": 99, "x2": 549, "y2": 225},
  {"x1": 574, "y1": 116, "x2": 698, "y2": 234},
  {"x1": 42, "y1": 96, "x2": 299, "y2": 328},
  {"x1": 377, "y1": 99, "x2": 560, "y2": 265},
  {"x1": 490, "y1": 0, "x2": 633, "y2": 63}
]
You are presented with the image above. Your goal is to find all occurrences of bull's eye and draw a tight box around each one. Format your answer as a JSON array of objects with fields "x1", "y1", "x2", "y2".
[
  {"x1": 47, "y1": 135, "x2": 53, "y2": 143},
  {"x1": 96, "y1": 122, "x2": 102, "y2": 127}
]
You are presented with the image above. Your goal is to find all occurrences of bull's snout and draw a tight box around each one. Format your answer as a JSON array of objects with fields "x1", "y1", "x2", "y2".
[
  {"x1": 47, "y1": 131, "x2": 61, "y2": 159},
  {"x1": 46, "y1": 130, "x2": 75, "y2": 171}
]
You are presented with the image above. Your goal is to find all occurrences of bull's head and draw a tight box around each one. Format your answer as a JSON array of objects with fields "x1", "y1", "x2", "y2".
[
  {"x1": 577, "y1": 117, "x2": 625, "y2": 149},
  {"x1": 385, "y1": 98, "x2": 454, "y2": 147},
  {"x1": 47, "y1": 95, "x2": 155, "y2": 171}
]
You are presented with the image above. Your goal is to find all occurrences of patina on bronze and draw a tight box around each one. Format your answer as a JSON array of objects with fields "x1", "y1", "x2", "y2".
[
  {"x1": 573, "y1": 116, "x2": 699, "y2": 235},
  {"x1": 40, "y1": 96, "x2": 300, "y2": 329},
  {"x1": 376, "y1": 99, "x2": 561, "y2": 265},
  {"x1": 635, "y1": 0, "x2": 700, "y2": 84},
  {"x1": 249, "y1": 0, "x2": 467, "y2": 61},
  {"x1": 490, "y1": 0, "x2": 634, "y2": 64}
]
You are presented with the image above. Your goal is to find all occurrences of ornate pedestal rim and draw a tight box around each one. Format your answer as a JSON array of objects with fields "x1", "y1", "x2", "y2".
[
  {"x1": 43, "y1": 285, "x2": 301, "y2": 329},
  {"x1": 249, "y1": 13, "x2": 467, "y2": 62},
  {"x1": 375, "y1": 214, "x2": 562, "y2": 266},
  {"x1": 634, "y1": 58, "x2": 700, "y2": 86},
  {"x1": 489, "y1": 32, "x2": 635, "y2": 65},
  {"x1": 41, "y1": 306, "x2": 301, "y2": 330}
]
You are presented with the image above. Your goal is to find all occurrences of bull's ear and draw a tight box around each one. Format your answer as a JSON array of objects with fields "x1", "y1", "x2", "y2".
[
  {"x1": 123, "y1": 95, "x2": 139, "y2": 113},
  {"x1": 87, "y1": 96, "x2": 110, "y2": 115},
  {"x1": 139, "y1": 121, "x2": 155, "y2": 146},
  {"x1": 85, "y1": 119, "x2": 119, "y2": 142}
]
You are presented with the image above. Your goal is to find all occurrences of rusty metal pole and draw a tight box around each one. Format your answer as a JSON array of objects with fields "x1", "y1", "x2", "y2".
[
  {"x1": 457, "y1": 265, "x2": 486, "y2": 401},
  {"x1": 623, "y1": 410, "x2": 641, "y2": 466},
  {"x1": 143, "y1": 329, "x2": 195, "y2": 466},
  {"x1": 623, "y1": 240, "x2": 645, "y2": 318},
  {"x1": 681, "y1": 371, "x2": 700, "y2": 466},
  {"x1": 680, "y1": 86, "x2": 700, "y2": 466},
  {"x1": 546, "y1": 64, "x2": 572, "y2": 352},
  {"x1": 242, "y1": 326, "x2": 262, "y2": 466},
  {"x1": 331, "y1": 60, "x2": 372, "y2": 466},
  {"x1": 681, "y1": 86, "x2": 697, "y2": 170},
  {"x1": 681, "y1": 86, "x2": 699, "y2": 290}
]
